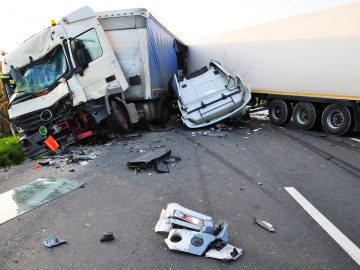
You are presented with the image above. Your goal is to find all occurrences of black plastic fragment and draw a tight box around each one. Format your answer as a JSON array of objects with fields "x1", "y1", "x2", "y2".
[
  {"x1": 127, "y1": 149, "x2": 171, "y2": 170},
  {"x1": 100, "y1": 232, "x2": 115, "y2": 242}
]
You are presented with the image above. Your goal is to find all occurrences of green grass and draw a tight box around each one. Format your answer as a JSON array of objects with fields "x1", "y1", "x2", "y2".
[{"x1": 0, "y1": 136, "x2": 26, "y2": 167}]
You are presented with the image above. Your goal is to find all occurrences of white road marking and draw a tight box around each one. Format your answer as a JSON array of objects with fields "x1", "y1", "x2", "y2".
[
  {"x1": 350, "y1": 138, "x2": 360, "y2": 143},
  {"x1": 284, "y1": 187, "x2": 360, "y2": 265}
]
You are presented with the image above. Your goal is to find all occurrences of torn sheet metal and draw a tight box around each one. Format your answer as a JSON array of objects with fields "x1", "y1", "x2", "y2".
[
  {"x1": 155, "y1": 203, "x2": 243, "y2": 261},
  {"x1": 0, "y1": 178, "x2": 84, "y2": 225},
  {"x1": 154, "y1": 203, "x2": 214, "y2": 233},
  {"x1": 173, "y1": 60, "x2": 251, "y2": 129},
  {"x1": 127, "y1": 148, "x2": 171, "y2": 169},
  {"x1": 254, "y1": 218, "x2": 276, "y2": 232},
  {"x1": 43, "y1": 236, "x2": 66, "y2": 248}
]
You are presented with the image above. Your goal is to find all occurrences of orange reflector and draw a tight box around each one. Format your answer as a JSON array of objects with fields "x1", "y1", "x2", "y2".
[
  {"x1": 44, "y1": 135, "x2": 59, "y2": 151},
  {"x1": 50, "y1": 19, "x2": 56, "y2": 26}
]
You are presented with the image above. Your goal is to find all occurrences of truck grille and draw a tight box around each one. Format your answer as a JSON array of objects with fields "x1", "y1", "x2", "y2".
[{"x1": 13, "y1": 98, "x2": 72, "y2": 136}]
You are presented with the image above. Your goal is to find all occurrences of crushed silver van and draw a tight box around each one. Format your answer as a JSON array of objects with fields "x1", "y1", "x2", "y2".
[{"x1": 173, "y1": 60, "x2": 251, "y2": 128}]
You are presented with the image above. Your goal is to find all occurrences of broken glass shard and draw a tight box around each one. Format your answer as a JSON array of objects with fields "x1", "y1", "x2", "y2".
[{"x1": 0, "y1": 178, "x2": 84, "y2": 225}]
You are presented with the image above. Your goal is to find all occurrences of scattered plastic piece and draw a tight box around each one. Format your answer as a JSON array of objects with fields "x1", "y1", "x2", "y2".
[
  {"x1": 43, "y1": 236, "x2": 66, "y2": 248},
  {"x1": 44, "y1": 135, "x2": 60, "y2": 151},
  {"x1": 254, "y1": 218, "x2": 276, "y2": 232},
  {"x1": 100, "y1": 232, "x2": 115, "y2": 242}
]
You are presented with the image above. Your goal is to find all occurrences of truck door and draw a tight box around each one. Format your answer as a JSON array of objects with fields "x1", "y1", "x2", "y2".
[{"x1": 70, "y1": 25, "x2": 129, "y2": 100}]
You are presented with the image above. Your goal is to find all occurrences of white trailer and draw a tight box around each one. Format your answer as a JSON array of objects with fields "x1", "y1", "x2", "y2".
[{"x1": 189, "y1": 2, "x2": 360, "y2": 135}]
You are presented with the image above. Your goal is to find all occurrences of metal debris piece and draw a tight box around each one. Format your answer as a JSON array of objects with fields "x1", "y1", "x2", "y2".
[
  {"x1": 155, "y1": 203, "x2": 214, "y2": 233},
  {"x1": 165, "y1": 228, "x2": 216, "y2": 255},
  {"x1": 254, "y1": 218, "x2": 276, "y2": 232},
  {"x1": 155, "y1": 203, "x2": 243, "y2": 261},
  {"x1": 100, "y1": 232, "x2": 115, "y2": 242},
  {"x1": 43, "y1": 236, "x2": 66, "y2": 248},
  {"x1": 123, "y1": 133, "x2": 141, "y2": 139},
  {"x1": 205, "y1": 244, "x2": 243, "y2": 261},
  {"x1": 127, "y1": 149, "x2": 171, "y2": 170},
  {"x1": 202, "y1": 132, "x2": 227, "y2": 138}
]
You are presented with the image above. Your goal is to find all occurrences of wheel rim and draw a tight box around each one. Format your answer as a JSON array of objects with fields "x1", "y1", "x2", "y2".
[
  {"x1": 327, "y1": 110, "x2": 343, "y2": 129},
  {"x1": 273, "y1": 105, "x2": 282, "y2": 119},
  {"x1": 296, "y1": 108, "x2": 309, "y2": 125}
]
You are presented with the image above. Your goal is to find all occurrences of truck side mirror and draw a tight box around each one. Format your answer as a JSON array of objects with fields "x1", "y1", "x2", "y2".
[{"x1": 73, "y1": 39, "x2": 88, "y2": 76}]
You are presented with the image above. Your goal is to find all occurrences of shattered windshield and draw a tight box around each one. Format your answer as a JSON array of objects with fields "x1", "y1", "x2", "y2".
[{"x1": 10, "y1": 47, "x2": 67, "y2": 98}]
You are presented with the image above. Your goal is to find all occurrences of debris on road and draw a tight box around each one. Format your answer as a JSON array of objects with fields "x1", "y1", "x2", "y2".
[
  {"x1": 202, "y1": 131, "x2": 227, "y2": 138},
  {"x1": 100, "y1": 232, "x2": 115, "y2": 242},
  {"x1": 156, "y1": 162, "x2": 170, "y2": 173},
  {"x1": 127, "y1": 148, "x2": 171, "y2": 170},
  {"x1": 38, "y1": 159, "x2": 55, "y2": 166},
  {"x1": 0, "y1": 178, "x2": 85, "y2": 225},
  {"x1": 123, "y1": 133, "x2": 141, "y2": 139},
  {"x1": 254, "y1": 218, "x2": 276, "y2": 232},
  {"x1": 155, "y1": 203, "x2": 243, "y2": 261},
  {"x1": 42, "y1": 149, "x2": 98, "y2": 168},
  {"x1": 163, "y1": 156, "x2": 181, "y2": 166},
  {"x1": 43, "y1": 236, "x2": 66, "y2": 248}
]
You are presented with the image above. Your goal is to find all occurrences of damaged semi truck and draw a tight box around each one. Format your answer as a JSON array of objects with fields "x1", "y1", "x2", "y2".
[
  {"x1": 189, "y1": 2, "x2": 360, "y2": 135},
  {"x1": 1, "y1": 7, "x2": 188, "y2": 157}
]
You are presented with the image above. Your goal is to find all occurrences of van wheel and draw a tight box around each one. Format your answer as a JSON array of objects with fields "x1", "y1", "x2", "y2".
[
  {"x1": 293, "y1": 102, "x2": 319, "y2": 130},
  {"x1": 106, "y1": 100, "x2": 129, "y2": 133},
  {"x1": 321, "y1": 104, "x2": 352, "y2": 136},
  {"x1": 269, "y1": 99, "x2": 292, "y2": 126}
]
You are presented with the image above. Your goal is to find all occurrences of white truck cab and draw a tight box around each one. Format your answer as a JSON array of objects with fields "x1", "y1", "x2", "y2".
[{"x1": 2, "y1": 6, "x2": 186, "y2": 157}]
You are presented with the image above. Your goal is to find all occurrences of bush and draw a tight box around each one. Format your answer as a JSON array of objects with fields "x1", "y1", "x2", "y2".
[{"x1": 0, "y1": 136, "x2": 26, "y2": 167}]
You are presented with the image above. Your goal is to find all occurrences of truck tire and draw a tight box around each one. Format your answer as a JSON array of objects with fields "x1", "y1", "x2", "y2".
[
  {"x1": 292, "y1": 102, "x2": 319, "y2": 130},
  {"x1": 269, "y1": 99, "x2": 292, "y2": 126},
  {"x1": 106, "y1": 100, "x2": 129, "y2": 133},
  {"x1": 321, "y1": 104, "x2": 352, "y2": 136},
  {"x1": 156, "y1": 97, "x2": 170, "y2": 124}
]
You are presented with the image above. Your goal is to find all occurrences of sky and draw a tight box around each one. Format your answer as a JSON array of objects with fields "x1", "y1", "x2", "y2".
[{"x1": 0, "y1": 0, "x2": 358, "y2": 58}]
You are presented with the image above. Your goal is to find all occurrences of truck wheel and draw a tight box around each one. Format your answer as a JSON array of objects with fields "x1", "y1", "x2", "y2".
[
  {"x1": 321, "y1": 104, "x2": 352, "y2": 136},
  {"x1": 106, "y1": 100, "x2": 129, "y2": 133},
  {"x1": 156, "y1": 97, "x2": 170, "y2": 124},
  {"x1": 269, "y1": 99, "x2": 292, "y2": 126},
  {"x1": 292, "y1": 102, "x2": 319, "y2": 130}
]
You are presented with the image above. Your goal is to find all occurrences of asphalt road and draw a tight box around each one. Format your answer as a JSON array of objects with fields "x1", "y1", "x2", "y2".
[{"x1": 0, "y1": 118, "x2": 359, "y2": 270}]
